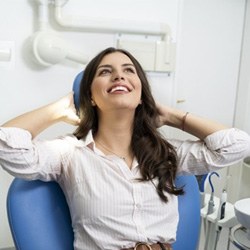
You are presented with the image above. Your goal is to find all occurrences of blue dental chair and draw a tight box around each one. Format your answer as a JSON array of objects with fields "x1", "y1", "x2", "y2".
[
  {"x1": 6, "y1": 72, "x2": 200, "y2": 250},
  {"x1": 7, "y1": 176, "x2": 200, "y2": 250}
]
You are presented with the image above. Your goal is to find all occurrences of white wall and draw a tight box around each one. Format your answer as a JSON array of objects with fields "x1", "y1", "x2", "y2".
[
  {"x1": 0, "y1": 0, "x2": 248, "y2": 248},
  {"x1": 175, "y1": 0, "x2": 245, "y2": 125},
  {"x1": 235, "y1": 0, "x2": 250, "y2": 134},
  {"x1": 232, "y1": 0, "x2": 250, "y2": 201}
]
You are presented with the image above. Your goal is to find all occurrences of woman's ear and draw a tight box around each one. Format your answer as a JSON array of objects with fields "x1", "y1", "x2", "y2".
[{"x1": 91, "y1": 99, "x2": 96, "y2": 106}]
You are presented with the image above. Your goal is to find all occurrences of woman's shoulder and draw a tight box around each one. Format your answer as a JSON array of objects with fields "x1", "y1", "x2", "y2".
[{"x1": 52, "y1": 133, "x2": 86, "y2": 148}]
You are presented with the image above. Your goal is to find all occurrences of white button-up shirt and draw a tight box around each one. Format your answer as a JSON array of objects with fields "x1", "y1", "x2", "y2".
[{"x1": 0, "y1": 127, "x2": 250, "y2": 249}]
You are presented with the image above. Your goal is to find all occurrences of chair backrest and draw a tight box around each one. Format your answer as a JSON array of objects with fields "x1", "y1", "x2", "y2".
[
  {"x1": 72, "y1": 71, "x2": 83, "y2": 110},
  {"x1": 173, "y1": 175, "x2": 200, "y2": 250},
  {"x1": 7, "y1": 175, "x2": 200, "y2": 250},
  {"x1": 7, "y1": 179, "x2": 74, "y2": 250}
]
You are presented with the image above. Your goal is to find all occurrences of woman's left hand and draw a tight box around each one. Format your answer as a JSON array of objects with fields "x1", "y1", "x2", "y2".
[
  {"x1": 155, "y1": 103, "x2": 185, "y2": 130},
  {"x1": 155, "y1": 103, "x2": 169, "y2": 128}
]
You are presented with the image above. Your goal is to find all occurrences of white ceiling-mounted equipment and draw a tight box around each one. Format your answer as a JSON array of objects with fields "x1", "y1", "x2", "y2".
[
  {"x1": 29, "y1": 31, "x2": 88, "y2": 66},
  {"x1": 30, "y1": 0, "x2": 175, "y2": 72},
  {"x1": 29, "y1": 0, "x2": 88, "y2": 66},
  {"x1": 51, "y1": 0, "x2": 175, "y2": 72}
]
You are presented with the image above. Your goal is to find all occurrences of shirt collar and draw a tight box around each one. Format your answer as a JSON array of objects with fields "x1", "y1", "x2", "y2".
[
  {"x1": 80, "y1": 130, "x2": 105, "y2": 156},
  {"x1": 79, "y1": 130, "x2": 139, "y2": 169},
  {"x1": 81, "y1": 130, "x2": 95, "y2": 147}
]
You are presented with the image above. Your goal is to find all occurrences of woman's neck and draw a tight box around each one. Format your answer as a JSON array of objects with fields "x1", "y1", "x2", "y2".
[
  {"x1": 95, "y1": 116, "x2": 133, "y2": 148},
  {"x1": 97, "y1": 109, "x2": 134, "y2": 137},
  {"x1": 94, "y1": 111, "x2": 134, "y2": 167}
]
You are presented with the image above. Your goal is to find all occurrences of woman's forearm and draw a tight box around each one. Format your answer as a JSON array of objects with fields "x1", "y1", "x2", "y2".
[
  {"x1": 2, "y1": 92, "x2": 80, "y2": 138},
  {"x1": 2, "y1": 103, "x2": 60, "y2": 138},
  {"x1": 157, "y1": 104, "x2": 227, "y2": 140},
  {"x1": 170, "y1": 109, "x2": 227, "y2": 139}
]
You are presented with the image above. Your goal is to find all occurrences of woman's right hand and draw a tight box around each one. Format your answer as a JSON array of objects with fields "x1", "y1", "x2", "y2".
[{"x1": 55, "y1": 92, "x2": 80, "y2": 126}]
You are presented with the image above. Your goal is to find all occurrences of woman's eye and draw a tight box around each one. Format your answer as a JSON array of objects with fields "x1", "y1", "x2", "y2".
[
  {"x1": 124, "y1": 67, "x2": 135, "y2": 73},
  {"x1": 99, "y1": 69, "x2": 111, "y2": 75}
]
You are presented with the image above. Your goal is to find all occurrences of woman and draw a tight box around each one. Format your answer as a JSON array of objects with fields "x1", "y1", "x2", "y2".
[{"x1": 1, "y1": 47, "x2": 250, "y2": 250}]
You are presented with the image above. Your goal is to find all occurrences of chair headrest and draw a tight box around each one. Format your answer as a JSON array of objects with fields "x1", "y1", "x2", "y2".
[{"x1": 72, "y1": 71, "x2": 84, "y2": 110}]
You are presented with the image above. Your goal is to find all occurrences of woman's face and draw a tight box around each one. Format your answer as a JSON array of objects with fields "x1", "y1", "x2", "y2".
[{"x1": 90, "y1": 52, "x2": 142, "y2": 113}]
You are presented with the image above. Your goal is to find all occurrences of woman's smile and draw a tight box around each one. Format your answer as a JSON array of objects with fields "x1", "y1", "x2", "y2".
[{"x1": 107, "y1": 84, "x2": 132, "y2": 94}]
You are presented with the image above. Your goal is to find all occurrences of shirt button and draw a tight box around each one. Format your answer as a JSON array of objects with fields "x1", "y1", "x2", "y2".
[{"x1": 136, "y1": 203, "x2": 141, "y2": 209}]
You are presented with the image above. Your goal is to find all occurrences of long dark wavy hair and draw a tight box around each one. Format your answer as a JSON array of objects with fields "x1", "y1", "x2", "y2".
[{"x1": 74, "y1": 47, "x2": 183, "y2": 202}]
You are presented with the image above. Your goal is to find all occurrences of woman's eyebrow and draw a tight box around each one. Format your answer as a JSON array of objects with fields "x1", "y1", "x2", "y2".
[
  {"x1": 97, "y1": 64, "x2": 112, "y2": 70},
  {"x1": 97, "y1": 63, "x2": 135, "y2": 70},
  {"x1": 122, "y1": 63, "x2": 135, "y2": 68}
]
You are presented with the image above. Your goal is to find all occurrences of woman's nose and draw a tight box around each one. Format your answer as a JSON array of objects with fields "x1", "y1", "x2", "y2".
[{"x1": 112, "y1": 71, "x2": 124, "y2": 81}]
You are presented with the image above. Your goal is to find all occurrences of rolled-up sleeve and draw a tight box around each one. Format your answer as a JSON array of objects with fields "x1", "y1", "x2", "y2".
[
  {"x1": 0, "y1": 127, "x2": 71, "y2": 181},
  {"x1": 170, "y1": 128, "x2": 250, "y2": 175}
]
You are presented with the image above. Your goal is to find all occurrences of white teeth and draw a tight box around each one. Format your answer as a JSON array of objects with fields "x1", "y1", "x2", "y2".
[{"x1": 110, "y1": 86, "x2": 129, "y2": 93}]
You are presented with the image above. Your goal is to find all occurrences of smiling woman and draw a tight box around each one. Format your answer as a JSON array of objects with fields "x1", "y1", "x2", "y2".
[
  {"x1": 1, "y1": 47, "x2": 250, "y2": 250},
  {"x1": 90, "y1": 52, "x2": 142, "y2": 114}
]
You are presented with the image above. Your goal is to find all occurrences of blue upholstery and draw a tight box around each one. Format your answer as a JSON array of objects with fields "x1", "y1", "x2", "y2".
[
  {"x1": 7, "y1": 176, "x2": 200, "y2": 250},
  {"x1": 173, "y1": 175, "x2": 200, "y2": 250},
  {"x1": 72, "y1": 71, "x2": 83, "y2": 110},
  {"x1": 7, "y1": 179, "x2": 74, "y2": 250}
]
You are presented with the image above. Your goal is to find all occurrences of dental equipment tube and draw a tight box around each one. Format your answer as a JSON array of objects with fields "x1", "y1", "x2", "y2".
[
  {"x1": 214, "y1": 189, "x2": 227, "y2": 250},
  {"x1": 218, "y1": 190, "x2": 227, "y2": 230},
  {"x1": 204, "y1": 172, "x2": 219, "y2": 250},
  {"x1": 196, "y1": 174, "x2": 208, "y2": 208}
]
